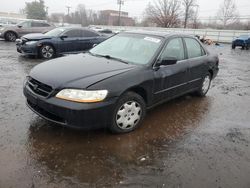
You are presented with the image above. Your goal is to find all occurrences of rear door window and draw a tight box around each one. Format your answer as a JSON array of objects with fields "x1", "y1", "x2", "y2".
[
  {"x1": 184, "y1": 38, "x2": 205, "y2": 58},
  {"x1": 64, "y1": 30, "x2": 81, "y2": 38},
  {"x1": 31, "y1": 22, "x2": 46, "y2": 27},
  {"x1": 82, "y1": 30, "x2": 99, "y2": 37}
]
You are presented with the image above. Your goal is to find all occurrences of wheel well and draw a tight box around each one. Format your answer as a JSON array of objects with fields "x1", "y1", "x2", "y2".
[{"x1": 128, "y1": 87, "x2": 147, "y2": 104}]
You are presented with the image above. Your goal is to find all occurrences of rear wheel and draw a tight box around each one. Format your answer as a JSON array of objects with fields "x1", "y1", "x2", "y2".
[
  {"x1": 5, "y1": 31, "x2": 17, "y2": 42},
  {"x1": 39, "y1": 44, "x2": 55, "y2": 59},
  {"x1": 232, "y1": 44, "x2": 236, "y2": 49},
  {"x1": 109, "y1": 92, "x2": 146, "y2": 133},
  {"x1": 196, "y1": 73, "x2": 212, "y2": 97}
]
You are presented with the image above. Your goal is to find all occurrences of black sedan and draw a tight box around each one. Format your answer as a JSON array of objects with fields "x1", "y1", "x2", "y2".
[
  {"x1": 16, "y1": 27, "x2": 109, "y2": 59},
  {"x1": 23, "y1": 31, "x2": 219, "y2": 133}
]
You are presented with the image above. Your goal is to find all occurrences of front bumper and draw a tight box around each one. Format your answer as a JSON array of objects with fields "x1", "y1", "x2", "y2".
[
  {"x1": 23, "y1": 84, "x2": 117, "y2": 130},
  {"x1": 16, "y1": 43, "x2": 38, "y2": 55},
  {"x1": 0, "y1": 32, "x2": 4, "y2": 38}
]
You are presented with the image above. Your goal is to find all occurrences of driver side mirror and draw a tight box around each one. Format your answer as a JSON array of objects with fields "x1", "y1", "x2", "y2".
[
  {"x1": 17, "y1": 25, "x2": 22, "y2": 28},
  {"x1": 159, "y1": 57, "x2": 178, "y2": 66},
  {"x1": 60, "y1": 35, "x2": 68, "y2": 40}
]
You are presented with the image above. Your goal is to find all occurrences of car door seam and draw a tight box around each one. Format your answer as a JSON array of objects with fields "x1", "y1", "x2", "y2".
[{"x1": 154, "y1": 77, "x2": 201, "y2": 95}]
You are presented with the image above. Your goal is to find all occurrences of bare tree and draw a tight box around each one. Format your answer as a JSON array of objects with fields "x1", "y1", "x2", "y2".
[
  {"x1": 182, "y1": 0, "x2": 197, "y2": 28},
  {"x1": 144, "y1": 0, "x2": 181, "y2": 28},
  {"x1": 217, "y1": 0, "x2": 239, "y2": 28},
  {"x1": 189, "y1": 5, "x2": 200, "y2": 28}
]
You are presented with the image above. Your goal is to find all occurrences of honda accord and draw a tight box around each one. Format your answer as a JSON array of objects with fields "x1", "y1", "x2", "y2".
[{"x1": 23, "y1": 31, "x2": 219, "y2": 133}]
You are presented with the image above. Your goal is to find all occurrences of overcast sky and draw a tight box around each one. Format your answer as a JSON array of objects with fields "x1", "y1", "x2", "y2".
[{"x1": 1, "y1": 0, "x2": 250, "y2": 20}]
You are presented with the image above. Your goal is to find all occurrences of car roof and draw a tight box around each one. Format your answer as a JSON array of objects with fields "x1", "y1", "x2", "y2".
[
  {"x1": 57, "y1": 27, "x2": 97, "y2": 32},
  {"x1": 123, "y1": 30, "x2": 195, "y2": 38}
]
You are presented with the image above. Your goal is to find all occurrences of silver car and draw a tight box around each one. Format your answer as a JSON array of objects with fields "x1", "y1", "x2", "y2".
[{"x1": 0, "y1": 20, "x2": 55, "y2": 42}]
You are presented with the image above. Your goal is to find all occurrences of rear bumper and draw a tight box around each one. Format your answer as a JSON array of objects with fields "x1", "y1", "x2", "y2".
[{"x1": 23, "y1": 84, "x2": 117, "y2": 130}]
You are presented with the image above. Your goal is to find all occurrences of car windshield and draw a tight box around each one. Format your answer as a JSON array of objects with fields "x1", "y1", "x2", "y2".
[
  {"x1": 17, "y1": 21, "x2": 30, "y2": 27},
  {"x1": 44, "y1": 28, "x2": 66, "y2": 37},
  {"x1": 89, "y1": 33, "x2": 163, "y2": 65}
]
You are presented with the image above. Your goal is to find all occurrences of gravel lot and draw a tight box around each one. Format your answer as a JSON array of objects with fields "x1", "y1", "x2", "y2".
[{"x1": 0, "y1": 41, "x2": 250, "y2": 188}]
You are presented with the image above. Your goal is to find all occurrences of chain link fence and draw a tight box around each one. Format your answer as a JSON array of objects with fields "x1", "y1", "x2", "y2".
[{"x1": 91, "y1": 25, "x2": 250, "y2": 43}]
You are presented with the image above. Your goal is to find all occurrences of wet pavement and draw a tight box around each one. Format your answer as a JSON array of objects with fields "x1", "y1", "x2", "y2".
[{"x1": 0, "y1": 40, "x2": 250, "y2": 188}]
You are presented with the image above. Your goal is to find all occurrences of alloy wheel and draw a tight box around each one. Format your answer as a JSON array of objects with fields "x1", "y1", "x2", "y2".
[
  {"x1": 6, "y1": 32, "x2": 16, "y2": 42},
  {"x1": 41, "y1": 45, "x2": 54, "y2": 59}
]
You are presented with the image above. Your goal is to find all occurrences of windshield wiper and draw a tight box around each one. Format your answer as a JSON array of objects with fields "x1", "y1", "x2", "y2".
[{"x1": 88, "y1": 52, "x2": 129, "y2": 64}]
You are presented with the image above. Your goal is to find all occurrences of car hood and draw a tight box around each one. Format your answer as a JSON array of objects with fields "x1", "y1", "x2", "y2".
[
  {"x1": 22, "y1": 33, "x2": 53, "y2": 40},
  {"x1": 30, "y1": 53, "x2": 137, "y2": 89},
  {"x1": 235, "y1": 36, "x2": 249, "y2": 41}
]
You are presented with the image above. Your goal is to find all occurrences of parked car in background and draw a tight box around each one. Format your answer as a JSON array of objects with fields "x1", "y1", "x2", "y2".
[
  {"x1": 98, "y1": 29, "x2": 113, "y2": 34},
  {"x1": 23, "y1": 31, "x2": 219, "y2": 133},
  {"x1": 16, "y1": 27, "x2": 109, "y2": 59},
  {"x1": 0, "y1": 20, "x2": 55, "y2": 42},
  {"x1": 232, "y1": 35, "x2": 250, "y2": 49}
]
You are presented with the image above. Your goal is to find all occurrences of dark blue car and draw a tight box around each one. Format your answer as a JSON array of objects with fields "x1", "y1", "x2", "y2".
[
  {"x1": 232, "y1": 35, "x2": 250, "y2": 49},
  {"x1": 16, "y1": 27, "x2": 109, "y2": 59}
]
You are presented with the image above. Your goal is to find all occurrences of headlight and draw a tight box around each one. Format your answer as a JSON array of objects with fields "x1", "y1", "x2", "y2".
[
  {"x1": 25, "y1": 41, "x2": 37, "y2": 45},
  {"x1": 0, "y1": 27, "x2": 5, "y2": 31},
  {"x1": 56, "y1": 89, "x2": 108, "y2": 103}
]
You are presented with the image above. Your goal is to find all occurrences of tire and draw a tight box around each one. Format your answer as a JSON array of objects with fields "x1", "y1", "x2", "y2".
[
  {"x1": 39, "y1": 44, "x2": 55, "y2": 59},
  {"x1": 232, "y1": 44, "x2": 236, "y2": 49},
  {"x1": 4, "y1": 31, "x2": 17, "y2": 42},
  {"x1": 196, "y1": 73, "x2": 212, "y2": 97},
  {"x1": 244, "y1": 44, "x2": 249, "y2": 50},
  {"x1": 109, "y1": 92, "x2": 146, "y2": 134}
]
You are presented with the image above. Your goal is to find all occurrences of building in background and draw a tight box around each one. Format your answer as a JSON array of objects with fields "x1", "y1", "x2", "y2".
[{"x1": 99, "y1": 10, "x2": 135, "y2": 26}]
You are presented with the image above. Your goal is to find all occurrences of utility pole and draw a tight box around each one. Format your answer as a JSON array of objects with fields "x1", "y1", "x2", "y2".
[
  {"x1": 117, "y1": 0, "x2": 124, "y2": 26},
  {"x1": 66, "y1": 6, "x2": 71, "y2": 15}
]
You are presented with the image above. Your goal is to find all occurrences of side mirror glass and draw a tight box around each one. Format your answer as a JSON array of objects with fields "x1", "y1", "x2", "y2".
[{"x1": 160, "y1": 57, "x2": 178, "y2": 66}]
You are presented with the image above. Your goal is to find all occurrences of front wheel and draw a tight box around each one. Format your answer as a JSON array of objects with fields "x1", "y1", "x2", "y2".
[
  {"x1": 5, "y1": 31, "x2": 17, "y2": 42},
  {"x1": 109, "y1": 92, "x2": 146, "y2": 134},
  {"x1": 39, "y1": 45, "x2": 55, "y2": 59},
  {"x1": 196, "y1": 73, "x2": 212, "y2": 97}
]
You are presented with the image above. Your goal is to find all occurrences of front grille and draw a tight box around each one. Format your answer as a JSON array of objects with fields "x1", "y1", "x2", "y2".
[{"x1": 27, "y1": 77, "x2": 53, "y2": 97}]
